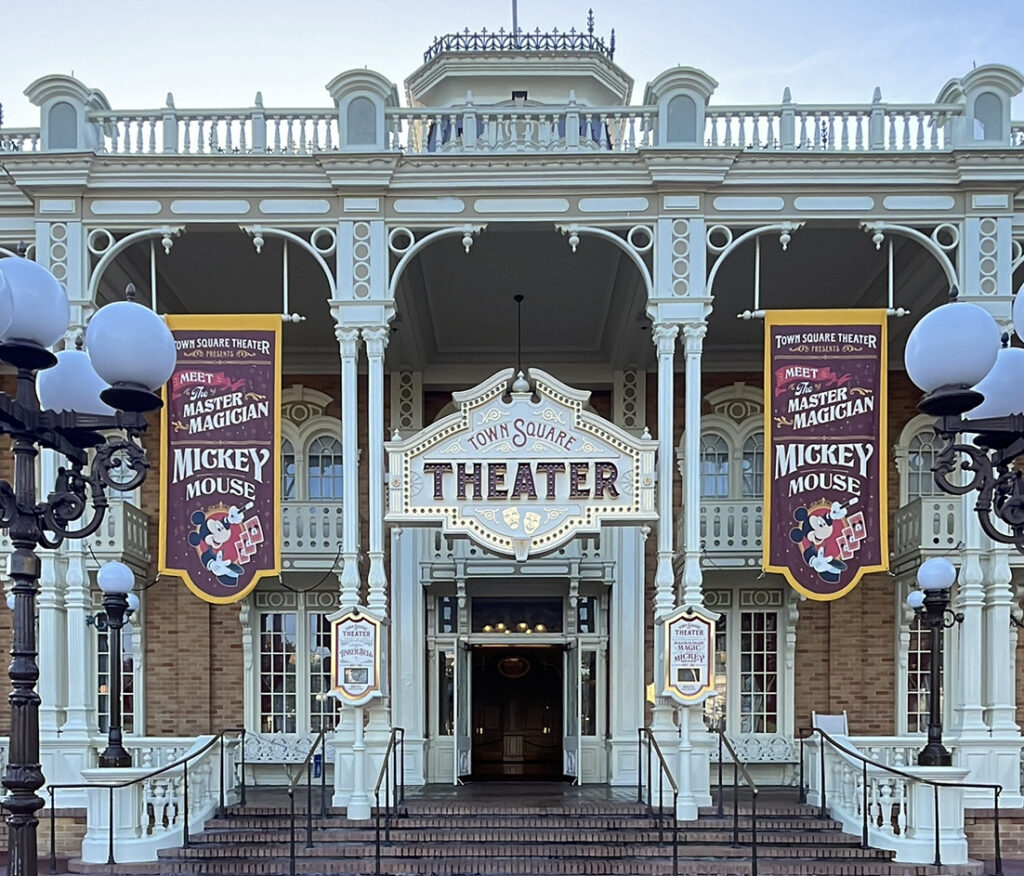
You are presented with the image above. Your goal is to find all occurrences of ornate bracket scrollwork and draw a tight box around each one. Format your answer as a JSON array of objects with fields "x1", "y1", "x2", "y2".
[{"x1": 932, "y1": 419, "x2": 1024, "y2": 551}]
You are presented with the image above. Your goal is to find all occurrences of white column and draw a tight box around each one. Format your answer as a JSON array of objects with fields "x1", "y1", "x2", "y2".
[
  {"x1": 680, "y1": 322, "x2": 706, "y2": 609},
  {"x1": 952, "y1": 529, "x2": 986, "y2": 733},
  {"x1": 62, "y1": 539, "x2": 93, "y2": 734},
  {"x1": 607, "y1": 526, "x2": 645, "y2": 785},
  {"x1": 362, "y1": 326, "x2": 388, "y2": 617},
  {"x1": 651, "y1": 322, "x2": 678, "y2": 621},
  {"x1": 336, "y1": 326, "x2": 362, "y2": 606},
  {"x1": 649, "y1": 323, "x2": 678, "y2": 738},
  {"x1": 984, "y1": 546, "x2": 1018, "y2": 731},
  {"x1": 390, "y1": 527, "x2": 425, "y2": 784}
]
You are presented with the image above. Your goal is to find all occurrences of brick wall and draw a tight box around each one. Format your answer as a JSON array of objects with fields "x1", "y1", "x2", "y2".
[{"x1": 965, "y1": 809, "x2": 1024, "y2": 860}]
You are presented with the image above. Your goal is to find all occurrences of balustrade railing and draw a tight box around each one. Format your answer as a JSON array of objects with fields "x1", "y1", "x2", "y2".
[
  {"x1": 84, "y1": 499, "x2": 150, "y2": 569},
  {"x1": 678, "y1": 500, "x2": 763, "y2": 556},
  {"x1": 706, "y1": 103, "x2": 958, "y2": 151},
  {"x1": 0, "y1": 97, "x2": 991, "y2": 156},
  {"x1": 280, "y1": 501, "x2": 344, "y2": 559},
  {"x1": 49, "y1": 728, "x2": 245, "y2": 866},
  {"x1": 891, "y1": 497, "x2": 962, "y2": 562},
  {"x1": 800, "y1": 726, "x2": 1001, "y2": 869}
]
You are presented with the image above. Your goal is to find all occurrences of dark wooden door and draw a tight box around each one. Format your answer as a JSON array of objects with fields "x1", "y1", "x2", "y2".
[{"x1": 471, "y1": 646, "x2": 563, "y2": 780}]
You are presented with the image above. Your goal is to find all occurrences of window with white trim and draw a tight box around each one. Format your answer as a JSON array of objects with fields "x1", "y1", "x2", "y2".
[
  {"x1": 253, "y1": 590, "x2": 340, "y2": 734},
  {"x1": 703, "y1": 588, "x2": 791, "y2": 738},
  {"x1": 94, "y1": 591, "x2": 140, "y2": 735},
  {"x1": 906, "y1": 430, "x2": 942, "y2": 501}
]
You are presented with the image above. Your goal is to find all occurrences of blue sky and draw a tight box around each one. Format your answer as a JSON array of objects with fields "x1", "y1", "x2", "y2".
[{"x1": 2, "y1": 0, "x2": 1021, "y2": 127}]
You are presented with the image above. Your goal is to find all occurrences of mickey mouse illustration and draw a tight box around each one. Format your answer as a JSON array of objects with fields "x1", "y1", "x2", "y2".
[
  {"x1": 188, "y1": 505, "x2": 246, "y2": 586},
  {"x1": 790, "y1": 500, "x2": 848, "y2": 585}
]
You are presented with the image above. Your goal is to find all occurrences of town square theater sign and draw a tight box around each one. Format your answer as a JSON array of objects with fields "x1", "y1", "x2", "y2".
[{"x1": 387, "y1": 369, "x2": 657, "y2": 560}]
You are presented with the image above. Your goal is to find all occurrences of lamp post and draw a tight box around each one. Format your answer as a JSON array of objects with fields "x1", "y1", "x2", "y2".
[
  {"x1": 907, "y1": 557, "x2": 964, "y2": 766},
  {"x1": 0, "y1": 253, "x2": 175, "y2": 876},
  {"x1": 904, "y1": 284, "x2": 1024, "y2": 552},
  {"x1": 94, "y1": 561, "x2": 136, "y2": 767}
]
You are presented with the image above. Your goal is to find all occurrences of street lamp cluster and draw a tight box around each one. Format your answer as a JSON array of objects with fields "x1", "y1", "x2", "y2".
[
  {"x1": 905, "y1": 287, "x2": 1024, "y2": 550},
  {"x1": 0, "y1": 253, "x2": 175, "y2": 876},
  {"x1": 904, "y1": 286, "x2": 1024, "y2": 770}
]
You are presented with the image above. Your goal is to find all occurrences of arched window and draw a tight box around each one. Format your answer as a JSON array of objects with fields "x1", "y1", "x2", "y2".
[
  {"x1": 700, "y1": 433, "x2": 730, "y2": 497},
  {"x1": 48, "y1": 101, "x2": 77, "y2": 149},
  {"x1": 666, "y1": 94, "x2": 697, "y2": 143},
  {"x1": 282, "y1": 439, "x2": 296, "y2": 500},
  {"x1": 741, "y1": 433, "x2": 764, "y2": 498},
  {"x1": 973, "y1": 91, "x2": 1003, "y2": 141},
  {"x1": 347, "y1": 96, "x2": 376, "y2": 145},
  {"x1": 907, "y1": 430, "x2": 941, "y2": 501},
  {"x1": 307, "y1": 436, "x2": 343, "y2": 499}
]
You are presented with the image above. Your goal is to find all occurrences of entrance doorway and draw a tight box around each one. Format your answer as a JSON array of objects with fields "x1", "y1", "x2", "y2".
[{"x1": 471, "y1": 646, "x2": 563, "y2": 780}]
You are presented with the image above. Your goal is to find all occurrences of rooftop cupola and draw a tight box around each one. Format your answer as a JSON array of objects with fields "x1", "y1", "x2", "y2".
[{"x1": 405, "y1": 9, "x2": 632, "y2": 109}]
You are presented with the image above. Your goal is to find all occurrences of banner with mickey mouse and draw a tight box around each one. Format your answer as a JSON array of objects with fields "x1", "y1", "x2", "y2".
[
  {"x1": 159, "y1": 315, "x2": 281, "y2": 604},
  {"x1": 763, "y1": 310, "x2": 888, "y2": 600}
]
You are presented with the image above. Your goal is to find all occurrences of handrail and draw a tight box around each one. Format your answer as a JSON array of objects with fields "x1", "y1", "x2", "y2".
[
  {"x1": 374, "y1": 726, "x2": 406, "y2": 876},
  {"x1": 800, "y1": 726, "x2": 1004, "y2": 872},
  {"x1": 46, "y1": 726, "x2": 245, "y2": 870},
  {"x1": 711, "y1": 721, "x2": 759, "y2": 876},
  {"x1": 286, "y1": 728, "x2": 329, "y2": 876},
  {"x1": 636, "y1": 728, "x2": 678, "y2": 876}
]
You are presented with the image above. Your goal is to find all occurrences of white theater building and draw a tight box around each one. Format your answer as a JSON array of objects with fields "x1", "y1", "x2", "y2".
[{"x1": 0, "y1": 13, "x2": 1023, "y2": 867}]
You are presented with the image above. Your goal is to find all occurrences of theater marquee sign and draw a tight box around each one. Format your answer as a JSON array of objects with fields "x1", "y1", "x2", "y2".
[{"x1": 386, "y1": 368, "x2": 657, "y2": 560}]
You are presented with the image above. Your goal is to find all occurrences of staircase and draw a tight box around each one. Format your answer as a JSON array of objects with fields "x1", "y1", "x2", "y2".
[{"x1": 69, "y1": 785, "x2": 987, "y2": 876}]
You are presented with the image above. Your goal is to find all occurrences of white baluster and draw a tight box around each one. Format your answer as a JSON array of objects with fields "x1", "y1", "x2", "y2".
[
  {"x1": 183, "y1": 120, "x2": 192, "y2": 154},
  {"x1": 888, "y1": 114, "x2": 897, "y2": 150}
]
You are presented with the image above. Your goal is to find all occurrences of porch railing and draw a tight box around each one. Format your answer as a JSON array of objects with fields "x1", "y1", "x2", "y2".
[
  {"x1": 636, "y1": 728, "x2": 678, "y2": 876},
  {"x1": 48, "y1": 727, "x2": 246, "y2": 867},
  {"x1": 8, "y1": 98, "x2": 1020, "y2": 156},
  {"x1": 800, "y1": 726, "x2": 1001, "y2": 869}
]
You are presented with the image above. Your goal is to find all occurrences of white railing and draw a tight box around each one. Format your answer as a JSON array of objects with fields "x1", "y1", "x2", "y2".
[
  {"x1": 891, "y1": 497, "x2": 962, "y2": 561},
  {"x1": 802, "y1": 732, "x2": 972, "y2": 864},
  {"x1": 280, "y1": 501, "x2": 343, "y2": 560},
  {"x1": 680, "y1": 500, "x2": 763, "y2": 556},
  {"x1": 83, "y1": 499, "x2": 150, "y2": 571},
  {"x1": 78, "y1": 732, "x2": 242, "y2": 864},
  {"x1": 1, "y1": 128, "x2": 42, "y2": 152},
  {"x1": 385, "y1": 105, "x2": 654, "y2": 153},
  {"x1": 706, "y1": 103, "x2": 958, "y2": 151},
  {"x1": 7, "y1": 96, "x2": 1002, "y2": 155}
]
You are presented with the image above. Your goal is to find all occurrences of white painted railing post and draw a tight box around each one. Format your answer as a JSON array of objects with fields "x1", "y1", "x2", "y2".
[
  {"x1": 161, "y1": 93, "x2": 178, "y2": 154},
  {"x1": 780, "y1": 88, "x2": 795, "y2": 148},
  {"x1": 869, "y1": 88, "x2": 886, "y2": 150},
  {"x1": 565, "y1": 91, "x2": 580, "y2": 149},
  {"x1": 462, "y1": 91, "x2": 477, "y2": 151},
  {"x1": 251, "y1": 92, "x2": 267, "y2": 153}
]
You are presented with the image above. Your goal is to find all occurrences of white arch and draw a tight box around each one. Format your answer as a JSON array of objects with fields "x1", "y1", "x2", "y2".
[
  {"x1": 387, "y1": 224, "x2": 485, "y2": 301},
  {"x1": 861, "y1": 221, "x2": 958, "y2": 291},
  {"x1": 705, "y1": 222, "x2": 803, "y2": 303},
  {"x1": 86, "y1": 226, "x2": 183, "y2": 305},
  {"x1": 555, "y1": 223, "x2": 654, "y2": 299},
  {"x1": 240, "y1": 225, "x2": 337, "y2": 298}
]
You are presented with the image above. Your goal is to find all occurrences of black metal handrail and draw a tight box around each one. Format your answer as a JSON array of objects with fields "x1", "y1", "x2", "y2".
[
  {"x1": 711, "y1": 722, "x2": 760, "y2": 876},
  {"x1": 636, "y1": 727, "x2": 678, "y2": 876},
  {"x1": 799, "y1": 726, "x2": 1004, "y2": 872},
  {"x1": 46, "y1": 726, "x2": 245, "y2": 871},
  {"x1": 286, "y1": 728, "x2": 329, "y2": 876},
  {"x1": 374, "y1": 726, "x2": 406, "y2": 876}
]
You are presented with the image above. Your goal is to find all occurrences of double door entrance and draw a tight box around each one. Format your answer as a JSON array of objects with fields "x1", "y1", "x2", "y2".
[{"x1": 453, "y1": 642, "x2": 582, "y2": 782}]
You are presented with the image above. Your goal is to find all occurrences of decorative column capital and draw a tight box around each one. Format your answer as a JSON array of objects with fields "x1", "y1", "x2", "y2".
[
  {"x1": 336, "y1": 326, "x2": 362, "y2": 358},
  {"x1": 651, "y1": 321, "x2": 679, "y2": 355},
  {"x1": 361, "y1": 325, "x2": 389, "y2": 358},
  {"x1": 682, "y1": 321, "x2": 707, "y2": 352}
]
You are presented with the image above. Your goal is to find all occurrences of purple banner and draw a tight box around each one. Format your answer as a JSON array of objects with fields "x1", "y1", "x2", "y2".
[
  {"x1": 763, "y1": 311, "x2": 888, "y2": 600},
  {"x1": 159, "y1": 316, "x2": 281, "y2": 604}
]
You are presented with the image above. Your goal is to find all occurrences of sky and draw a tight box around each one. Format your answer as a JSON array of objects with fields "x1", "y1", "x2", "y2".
[{"x1": 1, "y1": 0, "x2": 1022, "y2": 128}]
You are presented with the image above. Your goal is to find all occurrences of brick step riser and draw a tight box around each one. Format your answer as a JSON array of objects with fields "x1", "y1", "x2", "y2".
[
  {"x1": 209, "y1": 816, "x2": 841, "y2": 831},
  {"x1": 151, "y1": 860, "x2": 957, "y2": 876},
  {"x1": 181, "y1": 830, "x2": 866, "y2": 849}
]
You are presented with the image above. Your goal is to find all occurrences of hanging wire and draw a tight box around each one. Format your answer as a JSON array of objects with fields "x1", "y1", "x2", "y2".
[{"x1": 514, "y1": 293, "x2": 524, "y2": 374}]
